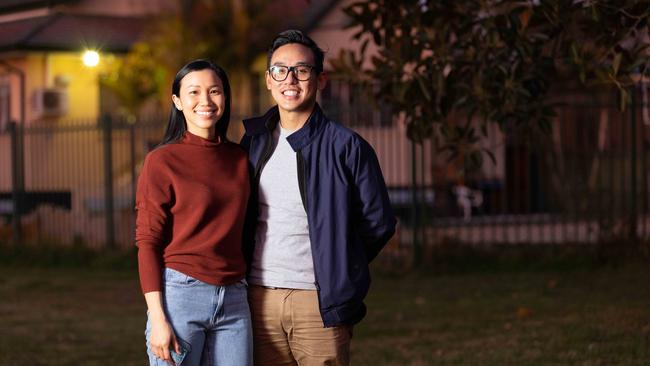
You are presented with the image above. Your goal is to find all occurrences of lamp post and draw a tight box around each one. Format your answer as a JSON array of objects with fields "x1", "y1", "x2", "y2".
[{"x1": 0, "y1": 60, "x2": 25, "y2": 245}]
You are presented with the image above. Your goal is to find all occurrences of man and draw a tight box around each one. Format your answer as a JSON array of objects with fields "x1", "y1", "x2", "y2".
[{"x1": 241, "y1": 29, "x2": 396, "y2": 365}]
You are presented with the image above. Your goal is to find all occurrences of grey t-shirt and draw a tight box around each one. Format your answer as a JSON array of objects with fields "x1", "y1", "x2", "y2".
[{"x1": 248, "y1": 125, "x2": 316, "y2": 290}]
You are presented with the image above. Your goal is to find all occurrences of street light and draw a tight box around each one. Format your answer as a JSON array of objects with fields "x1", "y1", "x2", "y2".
[{"x1": 82, "y1": 50, "x2": 100, "y2": 67}]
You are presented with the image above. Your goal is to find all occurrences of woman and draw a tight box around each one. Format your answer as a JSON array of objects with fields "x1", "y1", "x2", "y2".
[{"x1": 135, "y1": 59, "x2": 252, "y2": 365}]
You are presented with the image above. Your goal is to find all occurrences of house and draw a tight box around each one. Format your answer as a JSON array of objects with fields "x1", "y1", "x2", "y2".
[
  {"x1": 0, "y1": 0, "x2": 177, "y2": 246},
  {"x1": 0, "y1": 0, "x2": 327, "y2": 247},
  {"x1": 0, "y1": 0, "x2": 646, "y2": 247},
  {"x1": 0, "y1": 0, "x2": 179, "y2": 127}
]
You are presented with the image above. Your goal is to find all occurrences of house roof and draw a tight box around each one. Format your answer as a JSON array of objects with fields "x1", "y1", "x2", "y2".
[
  {"x1": 302, "y1": 0, "x2": 341, "y2": 32},
  {"x1": 0, "y1": 0, "x2": 78, "y2": 15},
  {"x1": 0, "y1": 13, "x2": 147, "y2": 53},
  {"x1": 265, "y1": 0, "x2": 340, "y2": 32}
]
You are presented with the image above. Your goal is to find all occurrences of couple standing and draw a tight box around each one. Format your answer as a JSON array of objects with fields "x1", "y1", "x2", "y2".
[{"x1": 135, "y1": 30, "x2": 396, "y2": 366}]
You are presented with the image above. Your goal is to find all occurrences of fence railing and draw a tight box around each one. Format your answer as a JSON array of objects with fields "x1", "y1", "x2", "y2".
[
  {"x1": 343, "y1": 85, "x2": 650, "y2": 250},
  {"x1": 0, "y1": 85, "x2": 648, "y2": 250},
  {"x1": 0, "y1": 116, "x2": 165, "y2": 248}
]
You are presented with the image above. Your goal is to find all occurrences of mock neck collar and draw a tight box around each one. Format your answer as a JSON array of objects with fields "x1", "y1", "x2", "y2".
[{"x1": 181, "y1": 131, "x2": 221, "y2": 147}]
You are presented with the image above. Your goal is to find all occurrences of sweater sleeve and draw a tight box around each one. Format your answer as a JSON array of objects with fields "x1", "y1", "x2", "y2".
[{"x1": 135, "y1": 152, "x2": 173, "y2": 293}]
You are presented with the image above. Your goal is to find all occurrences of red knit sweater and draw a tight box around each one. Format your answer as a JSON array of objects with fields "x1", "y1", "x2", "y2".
[{"x1": 135, "y1": 132, "x2": 249, "y2": 293}]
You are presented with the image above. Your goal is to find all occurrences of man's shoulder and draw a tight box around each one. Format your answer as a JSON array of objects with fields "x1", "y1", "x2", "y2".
[
  {"x1": 321, "y1": 118, "x2": 362, "y2": 145},
  {"x1": 243, "y1": 106, "x2": 280, "y2": 136},
  {"x1": 242, "y1": 116, "x2": 266, "y2": 134},
  {"x1": 320, "y1": 118, "x2": 373, "y2": 155}
]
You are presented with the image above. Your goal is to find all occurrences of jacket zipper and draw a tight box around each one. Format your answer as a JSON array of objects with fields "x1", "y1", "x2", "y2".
[
  {"x1": 297, "y1": 151, "x2": 324, "y2": 318},
  {"x1": 296, "y1": 151, "x2": 308, "y2": 212},
  {"x1": 253, "y1": 131, "x2": 275, "y2": 183}
]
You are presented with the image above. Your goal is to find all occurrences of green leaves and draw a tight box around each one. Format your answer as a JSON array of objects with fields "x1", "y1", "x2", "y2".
[
  {"x1": 335, "y1": 0, "x2": 650, "y2": 171},
  {"x1": 101, "y1": 0, "x2": 286, "y2": 118},
  {"x1": 99, "y1": 42, "x2": 167, "y2": 119}
]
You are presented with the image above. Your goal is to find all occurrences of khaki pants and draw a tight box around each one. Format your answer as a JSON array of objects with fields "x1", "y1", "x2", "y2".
[{"x1": 248, "y1": 285, "x2": 352, "y2": 366}]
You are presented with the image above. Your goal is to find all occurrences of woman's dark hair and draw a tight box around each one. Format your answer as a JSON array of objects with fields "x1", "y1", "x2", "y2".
[
  {"x1": 267, "y1": 29, "x2": 325, "y2": 73},
  {"x1": 159, "y1": 59, "x2": 231, "y2": 146}
]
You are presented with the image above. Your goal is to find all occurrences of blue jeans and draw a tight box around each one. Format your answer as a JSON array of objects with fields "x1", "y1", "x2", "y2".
[{"x1": 145, "y1": 268, "x2": 253, "y2": 366}]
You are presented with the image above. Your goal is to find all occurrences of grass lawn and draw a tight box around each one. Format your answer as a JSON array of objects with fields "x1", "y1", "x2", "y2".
[{"x1": 1, "y1": 260, "x2": 649, "y2": 365}]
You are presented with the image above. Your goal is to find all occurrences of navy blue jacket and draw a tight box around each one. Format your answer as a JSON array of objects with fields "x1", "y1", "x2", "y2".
[{"x1": 241, "y1": 104, "x2": 396, "y2": 327}]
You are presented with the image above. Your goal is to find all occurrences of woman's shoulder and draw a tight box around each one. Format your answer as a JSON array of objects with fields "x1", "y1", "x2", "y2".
[
  {"x1": 142, "y1": 143, "x2": 180, "y2": 168},
  {"x1": 221, "y1": 141, "x2": 248, "y2": 157}
]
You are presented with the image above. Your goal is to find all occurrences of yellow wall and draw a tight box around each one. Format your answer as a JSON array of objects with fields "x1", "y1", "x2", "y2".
[
  {"x1": 46, "y1": 52, "x2": 116, "y2": 121},
  {"x1": 2, "y1": 52, "x2": 110, "y2": 124}
]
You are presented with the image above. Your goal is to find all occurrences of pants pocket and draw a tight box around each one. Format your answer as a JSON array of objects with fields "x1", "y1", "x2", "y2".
[{"x1": 164, "y1": 268, "x2": 201, "y2": 287}]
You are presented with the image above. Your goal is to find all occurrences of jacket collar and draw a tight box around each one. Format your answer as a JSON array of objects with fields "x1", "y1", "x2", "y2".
[
  {"x1": 243, "y1": 106, "x2": 280, "y2": 136},
  {"x1": 243, "y1": 104, "x2": 328, "y2": 151}
]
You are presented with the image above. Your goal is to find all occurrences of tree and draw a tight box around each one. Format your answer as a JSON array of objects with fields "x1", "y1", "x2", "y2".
[
  {"x1": 337, "y1": 0, "x2": 650, "y2": 169},
  {"x1": 99, "y1": 42, "x2": 166, "y2": 120},
  {"x1": 100, "y1": 0, "x2": 291, "y2": 120}
]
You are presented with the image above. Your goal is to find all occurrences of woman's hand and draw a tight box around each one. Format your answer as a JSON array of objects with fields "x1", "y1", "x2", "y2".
[{"x1": 145, "y1": 292, "x2": 182, "y2": 365}]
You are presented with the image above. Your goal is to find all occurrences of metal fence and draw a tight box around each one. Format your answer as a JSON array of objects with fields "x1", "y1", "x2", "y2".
[
  {"x1": 332, "y1": 84, "x2": 650, "y2": 251},
  {"x1": 0, "y1": 85, "x2": 648, "y2": 250},
  {"x1": 0, "y1": 116, "x2": 165, "y2": 248}
]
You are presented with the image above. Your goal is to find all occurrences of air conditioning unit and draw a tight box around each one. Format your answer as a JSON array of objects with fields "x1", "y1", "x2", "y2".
[{"x1": 32, "y1": 88, "x2": 68, "y2": 118}]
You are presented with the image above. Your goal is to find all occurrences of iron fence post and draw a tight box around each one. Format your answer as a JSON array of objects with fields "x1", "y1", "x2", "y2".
[
  {"x1": 102, "y1": 114, "x2": 115, "y2": 248},
  {"x1": 130, "y1": 122, "x2": 136, "y2": 206},
  {"x1": 1, "y1": 61, "x2": 26, "y2": 246},
  {"x1": 8, "y1": 121, "x2": 22, "y2": 244},
  {"x1": 630, "y1": 86, "x2": 638, "y2": 241},
  {"x1": 411, "y1": 139, "x2": 420, "y2": 267},
  {"x1": 641, "y1": 83, "x2": 649, "y2": 238}
]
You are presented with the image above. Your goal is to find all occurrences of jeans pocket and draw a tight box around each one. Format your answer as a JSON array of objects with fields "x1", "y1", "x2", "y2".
[
  {"x1": 230, "y1": 279, "x2": 249, "y2": 303},
  {"x1": 164, "y1": 268, "x2": 200, "y2": 287},
  {"x1": 234, "y1": 278, "x2": 248, "y2": 289}
]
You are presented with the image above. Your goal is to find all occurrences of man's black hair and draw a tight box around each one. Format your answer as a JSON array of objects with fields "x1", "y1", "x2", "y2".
[{"x1": 267, "y1": 29, "x2": 325, "y2": 73}]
